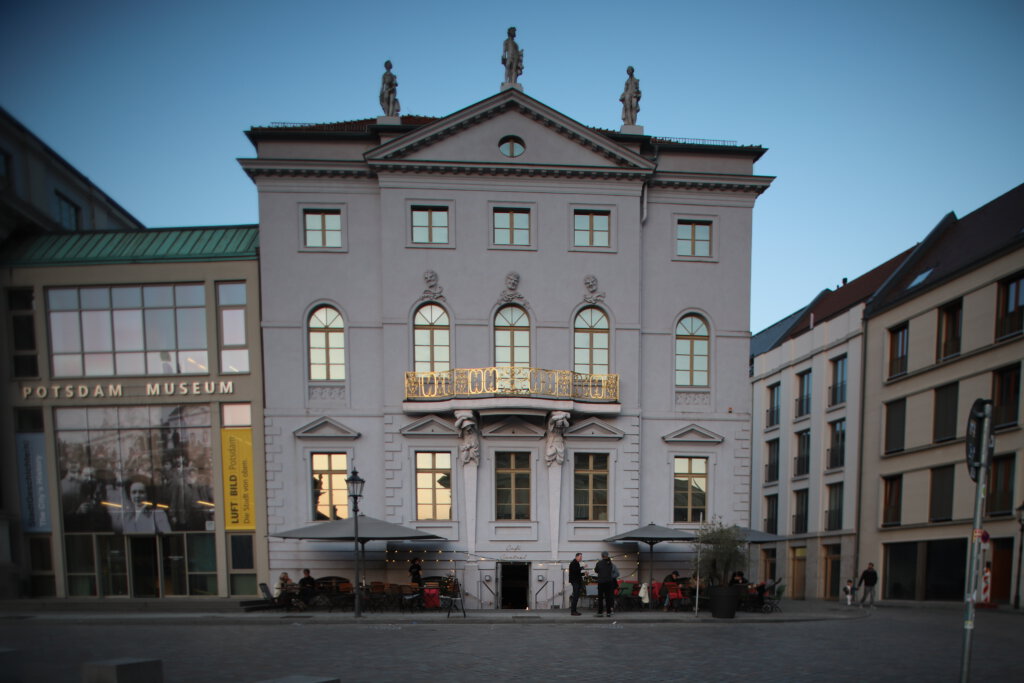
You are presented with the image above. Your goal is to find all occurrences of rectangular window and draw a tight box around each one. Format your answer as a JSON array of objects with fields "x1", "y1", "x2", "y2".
[
  {"x1": 492, "y1": 208, "x2": 530, "y2": 246},
  {"x1": 55, "y1": 192, "x2": 80, "y2": 230},
  {"x1": 883, "y1": 475, "x2": 902, "y2": 526},
  {"x1": 673, "y1": 456, "x2": 707, "y2": 523},
  {"x1": 829, "y1": 355, "x2": 847, "y2": 406},
  {"x1": 495, "y1": 452, "x2": 530, "y2": 520},
  {"x1": 675, "y1": 220, "x2": 711, "y2": 257},
  {"x1": 303, "y1": 209, "x2": 343, "y2": 248},
  {"x1": 826, "y1": 483, "x2": 843, "y2": 531},
  {"x1": 828, "y1": 419, "x2": 846, "y2": 469},
  {"x1": 885, "y1": 399, "x2": 906, "y2": 454},
  {"x1": 936, "y1": 299, "x2": 962, "y2": 361},
  {"x1": 573, "y1": 209, "x2": 610, "y2": 248},
  {"x1": 573, "y1": 453, "x2": 609, "y2": 521},
  {"x1": 889, "y1": 323, "x2": 909, "y2": 377},
  {"x1": 933, "y1": 382, "x2": 958, "y2": 443},
  {"x1": 411, "y1": 206, "x2": 449, "y2": 244},
  {"x1": 792, "y1": 490, "x2": 808, "y2": 534},
  {"x1": 794, "y1": 430, "x2": 810, "y2": 477},
  {"x1": 311, "y1": 452, "x2": 348, "y2": 520},
  {"x1": 8, "y1": 288, "x2": 39, "y2": 377},
  {"x1": 993, "y1": 364, "x2": 1020, "y2": 428},
  {"x1": 766, "y1": 383, "x2": 781, "y2": 427},
  {"x1": 765, "y1": 439, "x2": 779, "y2": 482},
  {"x1": 764, "y1": 494, "x2": 778, "y2": 535},
  {"x1": 996, "y1": 270, "x2": 1024, "y2": 339},
  {"x1": 415, "y1": 451, "x2": 452, "y2": 520},
  {"x1": 217, "y1": 282, "x2": 249, "y2": 373},
  {"x1": 47, "y1": 284, "x2": 208, "y2": 378},
  {"x1": 987, "y1": 454, "x2": 1015, "y2": 516},
  {"x1": 929, "y1": 465, "x2": 955, "y2": 522},
  {"x1": 795, "y1": 370, "x2": 812, "y2": 417}
]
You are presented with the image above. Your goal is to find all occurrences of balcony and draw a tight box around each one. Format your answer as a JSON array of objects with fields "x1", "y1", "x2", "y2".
[
  {"x1": 403, "y1": 367, "x2": 620, "y2": 414},
  {"x1": 763, "y1": 516, "x2": 778, "y2": 535},
  {"x1": 793, "y1": 454, "x2": 809, "y2": 477},
  {"x1": 827, "y1": 446, "x2": 844, "y2": 470},
  {"x1": 825, "y1": 508, "x2": 843, "y2": 531}
]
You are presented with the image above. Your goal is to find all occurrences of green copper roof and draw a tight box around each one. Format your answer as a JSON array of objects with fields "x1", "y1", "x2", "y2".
[{"x1": 0, "y1": 226, "x2": 259, "y2": 266}]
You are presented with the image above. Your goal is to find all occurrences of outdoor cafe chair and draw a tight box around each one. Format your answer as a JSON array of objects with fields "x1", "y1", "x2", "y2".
[{"x1": 762, "y1": 583, "x2": 785, "y2": 613}]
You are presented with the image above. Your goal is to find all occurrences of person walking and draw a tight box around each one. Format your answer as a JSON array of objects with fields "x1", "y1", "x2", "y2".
[
  {"x1": 568, "y1": 553, "x2": 584, "y2": 616},
  {"x1": 594, "y1": 551, "x2": 619, "y2": 617},
  {"x1": 858, "y1": 562, "x2": 878, "y2": 607}
]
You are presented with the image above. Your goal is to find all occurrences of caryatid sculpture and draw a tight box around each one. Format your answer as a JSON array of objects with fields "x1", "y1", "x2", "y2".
[
  {"x1": 501, "y1": 27, "x2": 524, "y2": 85},
  {"x1": 545, "y1": 411, "x2": 572, "y2": 466},
  {"x1": 619, "y1": 66, "x2": 641, "y2": 126},
  {"x1": 379, "y1": 60, "x2": 400, "y2": 117},
  {"x1": 454, "y1": 410, "x2": 480, "y2": 464}
]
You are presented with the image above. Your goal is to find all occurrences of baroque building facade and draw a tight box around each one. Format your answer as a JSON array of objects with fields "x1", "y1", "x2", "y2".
[{"x1": 243, "y1": 84, "x2": 773, "y2": 608}]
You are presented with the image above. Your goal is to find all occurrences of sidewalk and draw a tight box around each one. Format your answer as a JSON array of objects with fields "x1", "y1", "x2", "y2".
[{"x1": 0, "y1": 597, "x2": 872, "y2": 625}]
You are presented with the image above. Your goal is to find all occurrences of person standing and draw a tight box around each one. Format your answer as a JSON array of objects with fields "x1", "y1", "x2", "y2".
[
  {"x1": 594, "y1": 551, "x2": 619, "y2": 617},
  {"x1": 409, "y1": 557, "x2": 423, "y2": 586},
  {"x1": 569, "y1": 553, "x2": 584, "y2": 616},
  {"x1": 858, "y1": 562, "x2": 878, "y2": 607},
  {"x1": 298, "y1": 568, "x2": 316, "y2": 605}
]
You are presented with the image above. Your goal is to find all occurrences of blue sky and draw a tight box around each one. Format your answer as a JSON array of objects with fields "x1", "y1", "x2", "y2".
[{"x1": 2, "y1": 0, "x2": 1021, "y2": 332}]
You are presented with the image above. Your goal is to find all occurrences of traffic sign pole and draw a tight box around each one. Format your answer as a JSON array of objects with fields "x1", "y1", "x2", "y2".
[{"x1": 960, "y1": 400, "x2": 993, "y2": 683}]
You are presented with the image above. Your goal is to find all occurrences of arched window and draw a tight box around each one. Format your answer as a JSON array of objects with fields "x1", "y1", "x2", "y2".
[
  {"x1": 675, "y1": 314, "x2": 709, "y2": 387},
  {"x1": 494, "y1": 305, "x2": 530, "y2": 367},
  {"x1": 308, "y1": 306, "x2": 345, "y2": 380},
  {"x1": 574, "y1": 307, "x2": 609, "y2": 374},
  {"x1": 413, "y1": 304, "x2": 450, "y2": 373}
]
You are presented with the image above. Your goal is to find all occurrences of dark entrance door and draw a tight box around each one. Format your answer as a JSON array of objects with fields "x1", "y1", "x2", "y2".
[
  {"x1": 129, "y1": 536, "x2": 160, "y2": 597},
  {"x1": 500, "y1": 562, "x2": 529, "y2": 609}
]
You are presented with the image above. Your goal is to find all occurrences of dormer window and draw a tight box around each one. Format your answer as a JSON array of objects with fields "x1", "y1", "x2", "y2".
[{"x1": 499, "y1": 136, "x2": 525, "y2": 158}]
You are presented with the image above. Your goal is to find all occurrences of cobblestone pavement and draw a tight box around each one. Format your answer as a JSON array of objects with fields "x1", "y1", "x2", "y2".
[{"x1": 0, "y1": 603, "x2": 1020, "y2": 682}]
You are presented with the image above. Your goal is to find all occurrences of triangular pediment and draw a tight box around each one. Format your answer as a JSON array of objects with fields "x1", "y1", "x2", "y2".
[
  {"x1": 481, "y1": 416, "x2": 546, "y2": 439},
  {"x1": 662, "y1": 424, "x2": 724, "y2": 444},
  {"x1": 366, "y1": 89, "x2": 655, "y2": 178},
  {"x1": 294, "y1": 417, "x2": 361, "y2": 440},
  {"x1": 399, "y1": 415, "x2": 459, "y2": 438},
  {"x1": 564, "y1": 417, "x2": 625, "y2": 440}
]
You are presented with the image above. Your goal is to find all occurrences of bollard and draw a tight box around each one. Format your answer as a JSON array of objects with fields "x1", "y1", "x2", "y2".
[{"x1": 81, "y1": 658, "x2": 163, "y2": 683}]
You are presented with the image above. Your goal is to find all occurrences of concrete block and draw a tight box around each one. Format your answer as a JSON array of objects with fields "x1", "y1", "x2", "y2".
[
  {"x1": 0, "y1": 648, "x2": 23, "y2": 682},
  {"x1": 81, "y1": 658, "x2": 163, "y2": 683}
]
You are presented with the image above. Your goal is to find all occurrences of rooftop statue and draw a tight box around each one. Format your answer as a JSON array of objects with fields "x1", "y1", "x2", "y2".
[
  {"x1": 379, "y1": 60, "x2": 400, "y2": 117},
  {"x1": 502, "y1": 27, "x2": 524, "y2": 85},
  {"x1": 620, "y1": 66, "x2": 641, "y2": 126}
]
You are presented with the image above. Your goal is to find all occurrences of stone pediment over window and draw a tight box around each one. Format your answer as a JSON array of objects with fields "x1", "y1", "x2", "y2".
[
  {"x1": 294, "y1": 417, "x2": 361, "y2": 440},
  {"x1": 661, "y1": 424, "x2": 724, "y2": 444},
  {"x1": 399, "y1": 415, "x2": 460, "y2": 438},
  {"x1": 481, "y1": 416, "x2": 546, "y2": 439},
  {"x1": 564, "y1": 417, "x2": 625, "y2": 440},
  {"x1": 365, "y1": 89, "x2": 656, "y2": 180}
]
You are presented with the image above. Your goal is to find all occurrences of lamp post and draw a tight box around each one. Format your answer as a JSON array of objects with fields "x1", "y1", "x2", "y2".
[
  {"x1": 1014, "y1": 501, "x2": 1024, "y2": 610},
  {"x1": 347, "y1": 468, "x2": 365, "y2": 618}
]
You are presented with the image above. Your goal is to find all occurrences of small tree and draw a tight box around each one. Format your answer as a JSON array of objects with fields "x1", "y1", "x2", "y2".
[{"x1": 696, "y1": 519, "x2": 747, "y2": 587}]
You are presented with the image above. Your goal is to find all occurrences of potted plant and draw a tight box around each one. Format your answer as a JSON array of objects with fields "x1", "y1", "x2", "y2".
[{"x1": 696, "y1": 520, "x2": 747, "y2": 618}]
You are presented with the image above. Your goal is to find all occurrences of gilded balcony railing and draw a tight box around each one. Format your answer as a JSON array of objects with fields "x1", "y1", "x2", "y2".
[{"x1": 404, "y1": 367, "x2": 619, "y2": 402}]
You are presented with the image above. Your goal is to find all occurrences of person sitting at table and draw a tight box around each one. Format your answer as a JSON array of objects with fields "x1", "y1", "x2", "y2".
[
  {"x1": 729, "y1": 571, "x2": 748, "y2": 585},
  {"x1": 274, "y1": 572, "x2": 295, "y2": 606},
  {"x1": 298, "y1": 568, "x2": 316, "y2": 605}
]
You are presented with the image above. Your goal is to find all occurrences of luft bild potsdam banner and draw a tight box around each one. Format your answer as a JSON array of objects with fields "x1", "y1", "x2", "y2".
[
  {"x1": 16, "y1": 433, "x2": 50, "y2": 533},
  {"x1": 221, "y1": 427, "x2": 255, "y2": 530}
]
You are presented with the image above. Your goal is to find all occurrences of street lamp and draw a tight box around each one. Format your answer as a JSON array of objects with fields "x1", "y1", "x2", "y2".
[
  {"x1": 1014, "y1": 501, "x2": 1024, "y2": 610},
  {"x1": 347, "y1": 468, "x2": 365, "y2": 617}
]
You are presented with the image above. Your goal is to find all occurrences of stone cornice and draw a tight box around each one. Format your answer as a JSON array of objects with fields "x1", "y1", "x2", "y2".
[
  {"x1": 238, "y1": 158, "x2": 373, "y2": 180},
  {"x1": 650, "y1": 172, "x2": 775, "y2": 195}
]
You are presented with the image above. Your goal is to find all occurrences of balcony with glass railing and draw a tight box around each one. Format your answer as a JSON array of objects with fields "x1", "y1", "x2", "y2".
[{"x1": 404, "y1": 366, "x2": 619, "y2": 410}]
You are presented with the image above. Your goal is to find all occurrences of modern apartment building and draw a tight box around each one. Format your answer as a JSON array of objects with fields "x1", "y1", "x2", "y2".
[{"x1": 859, "y1": 183, "x2": 1023, "y2": 602}]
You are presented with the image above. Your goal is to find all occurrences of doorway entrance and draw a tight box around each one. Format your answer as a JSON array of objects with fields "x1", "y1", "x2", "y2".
[{"x1": 499, "y1": 562, "x2": 530, "y2": 609}]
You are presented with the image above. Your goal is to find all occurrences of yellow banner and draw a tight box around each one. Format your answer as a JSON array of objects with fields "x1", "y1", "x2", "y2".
[{"x1": 221, "y1": 428, "x2": 255, "y2": 530}]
